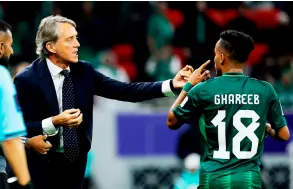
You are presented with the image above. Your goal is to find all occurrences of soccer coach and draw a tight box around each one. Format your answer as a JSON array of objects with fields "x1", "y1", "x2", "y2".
[{"x1": 14, "y1": 15, "x2": 193, "y2": 189}]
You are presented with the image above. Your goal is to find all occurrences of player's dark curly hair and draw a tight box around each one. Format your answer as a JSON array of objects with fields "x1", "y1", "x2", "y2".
[
  {"x1": 219, "y1": 30, "x2": 254, "y2": 63},
  {"x1": 0, "y1": 20, "x2": 12, "y2": 33}
]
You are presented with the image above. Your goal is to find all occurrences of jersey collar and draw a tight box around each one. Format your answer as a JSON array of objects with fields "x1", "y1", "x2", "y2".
[{"x1": 222, "y1": 72, "x2": 247, "y2": 76}]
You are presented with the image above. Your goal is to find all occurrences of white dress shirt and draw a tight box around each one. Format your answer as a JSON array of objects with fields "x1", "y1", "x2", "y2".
[
  {"x1": 42, "y1": 58, "x2": 174, "y2": 152},
  {"x1": 42, "y1": 59, "x2": 70, "y2": 152}
]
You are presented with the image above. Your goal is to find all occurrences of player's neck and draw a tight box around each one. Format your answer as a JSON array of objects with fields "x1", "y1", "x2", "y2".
[
  {"x1": 224, "y1": 61, "x2": 244, "y2": 74},
  {"x1": 224, "y1": 68, "x2": 243, "y2": 74}
]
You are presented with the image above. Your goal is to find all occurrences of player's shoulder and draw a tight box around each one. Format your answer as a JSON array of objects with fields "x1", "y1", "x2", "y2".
[
  {"x1": 248, "y1": 76, "x2": 270, "y2": 85},
  {"x1": 0, "y1": 65, "x2": 10, "y2": 77},
  {"x1": 248, "y1": 77, "x2": 274, "y2": 90},
  {"x1": 194, "y1": 77, "x2": 217, "y2": 89},
  {"x1": 189, "y1": 78, "x2": 215, "y2": 93},
  {"x1": 199, "y1": 76, "x2": 223, "y2": 86},
  {"x1": 0, "y1": 65, "x2": 12, "y2": 84},
  {"x1": 0, "y1": 65, "x2": 14, "y2": 94}
]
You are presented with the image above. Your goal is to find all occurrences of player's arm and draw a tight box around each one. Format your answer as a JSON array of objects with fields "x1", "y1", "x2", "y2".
[
  {"x1": 167, "y1": 90, "x2": 189, "y2": 129},
  {"x1": 266, "y1": 85, "x2": 290, "y2": 141},
  {"x1": 167, "y1": 61, "x2": 210, "y2": 129},
  {"x1": 0, "y1": 66, "x2": 32, "y2": 187},
  {"x1": 265, "y1": 123, "x2": 289, "y2": 141}
]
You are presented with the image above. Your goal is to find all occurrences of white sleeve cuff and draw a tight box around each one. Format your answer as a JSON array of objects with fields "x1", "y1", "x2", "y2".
[
  {"x1": 162, "y1": 80, "x2": 175, "y2": 97},
  {"x1": 42, "y1": 117, "x2": 59, "y2": 136}
]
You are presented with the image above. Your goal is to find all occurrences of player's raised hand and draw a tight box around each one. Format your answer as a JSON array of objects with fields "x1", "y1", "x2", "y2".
[
  {"x1": 172, "y1": 65, "x2": 194, "y2": 89},
  {"x1": 188, "y1": 60, "x2": 210, "y2": 85}
]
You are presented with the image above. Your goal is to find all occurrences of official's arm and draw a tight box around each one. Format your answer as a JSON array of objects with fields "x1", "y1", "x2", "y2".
[{"x1": 0, "y1": 66, "x2": 31, "y2": 186}]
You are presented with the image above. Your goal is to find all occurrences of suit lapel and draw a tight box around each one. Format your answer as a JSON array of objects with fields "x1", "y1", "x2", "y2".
[{"x1": 37, "y1": 59, "x2": 59, "y2": 115}]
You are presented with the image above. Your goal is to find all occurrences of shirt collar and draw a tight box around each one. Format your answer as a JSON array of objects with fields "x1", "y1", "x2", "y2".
[{"x1": 46, "y1": 58, "x2": 70, "y2": 77}]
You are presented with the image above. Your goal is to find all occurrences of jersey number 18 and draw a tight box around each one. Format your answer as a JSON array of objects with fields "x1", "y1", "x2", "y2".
[{"x1": 211, "y1": 110, "x2": 260, "y2": 159}]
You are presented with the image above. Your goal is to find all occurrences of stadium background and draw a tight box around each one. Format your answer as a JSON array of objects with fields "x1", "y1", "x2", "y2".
[{"x1": 3, "y1": 1, "x2": 293, "y2": 189}]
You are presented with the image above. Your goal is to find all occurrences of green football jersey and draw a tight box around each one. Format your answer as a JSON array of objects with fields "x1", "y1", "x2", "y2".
[
  {"x1": 199, "y1": 170, "x2": 262, "y2": 189},
  {"x1": 173, "y1": 72, "x2": 287, "y2": 174}
]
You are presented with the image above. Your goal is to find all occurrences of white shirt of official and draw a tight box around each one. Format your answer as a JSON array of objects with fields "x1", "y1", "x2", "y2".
[{"x1": 42, "y1": 58, "x2": 174, "y2": 152}]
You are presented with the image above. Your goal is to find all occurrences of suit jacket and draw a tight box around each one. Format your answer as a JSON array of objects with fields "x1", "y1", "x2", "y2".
[{"x1": 14, "y1": 58, "x2": 168, "y2": 157}]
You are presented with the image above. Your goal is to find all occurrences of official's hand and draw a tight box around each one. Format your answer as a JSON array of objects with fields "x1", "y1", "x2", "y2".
[
  {"x1": 52, "y1": 109, "x2": 83, "y2": 128},
  {"x1": 188, "y1": 60, "x2": 210, "y2": 85},
  {"x1": 172, "y1": 65, "x2": 194, "y2": 89},
  {"x1": 26, "y1": 135, "x2": 52, "y2": 155}
]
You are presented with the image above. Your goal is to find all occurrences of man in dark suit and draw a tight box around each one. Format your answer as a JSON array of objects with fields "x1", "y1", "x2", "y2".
[{"x1": 14, "y1": 15, "x2": 193, "y2": 189}]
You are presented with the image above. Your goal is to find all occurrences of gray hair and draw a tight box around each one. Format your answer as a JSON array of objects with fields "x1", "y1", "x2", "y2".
[{"x1": 35, "y1": 15, "x2": 76, "y2": 58}]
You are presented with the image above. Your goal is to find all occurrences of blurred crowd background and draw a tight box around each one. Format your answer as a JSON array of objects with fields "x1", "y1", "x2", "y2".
[{"x1": 3, "y1": 1, "x2": 293, "y2": 189}]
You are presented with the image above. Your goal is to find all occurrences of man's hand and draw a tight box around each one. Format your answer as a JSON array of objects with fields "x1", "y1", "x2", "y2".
[
  {"x1": 52, "y1": 109, "x2": 83, "y2": 128},
  {"x1": 188, "y1": 60, "x2": 211, "y2": 85},
  {"x1": 265, "y1": 123, "x2": 274, "y2": 138},
  {"x1": 26, "y1": 135, "x2": 52, "y2": 155},
  {"x1": 265, "y1": 123, "x2": 272, "y2": 134},
  {"x1": 172, "y1": 65, "x2": 194, "y2": 89},
  {"x1": 265, "y1": 123, "x2": 290, "y2": 141},
  {"x1": 265, "y1": 123, "x2": 270, "y2": 138}
]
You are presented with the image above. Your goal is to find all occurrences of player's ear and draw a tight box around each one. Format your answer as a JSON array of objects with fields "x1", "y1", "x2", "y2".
[
  {"x1": 220, "y1": 54, "x2": 225, "y2": 65},
  {"x1": 0, "y1": 42, "x2": 4, "y2": 58}
]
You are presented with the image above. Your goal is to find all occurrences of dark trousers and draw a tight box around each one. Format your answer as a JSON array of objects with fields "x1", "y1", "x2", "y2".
[
  {"x1": 0, "y1": 173, "x2": 9, "y2": 189},
  {"x1": 28, "y1": 153, "x2": 87, "y2": 189}
]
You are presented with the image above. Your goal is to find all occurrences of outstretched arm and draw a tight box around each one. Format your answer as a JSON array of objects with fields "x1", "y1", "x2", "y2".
[{"x1": 93, "y1": 65, "x2": 194, "y2": 102}]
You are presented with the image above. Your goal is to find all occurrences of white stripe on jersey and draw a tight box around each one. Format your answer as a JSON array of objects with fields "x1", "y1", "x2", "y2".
[{"x1": 180, "y1": 96, "x2": 189, "y2": 107}]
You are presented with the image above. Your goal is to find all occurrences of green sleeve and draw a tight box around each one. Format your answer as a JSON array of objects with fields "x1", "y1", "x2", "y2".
[
  {"x1": 267, "y1": 84, "x2": 287, "y2": 129},
  {"x1": 172, "y1": 83, "x2": 204, "y2": 124}
]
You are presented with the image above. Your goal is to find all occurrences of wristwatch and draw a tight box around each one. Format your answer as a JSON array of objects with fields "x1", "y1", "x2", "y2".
[{"x1": 21, "y1": 137, "x2": 28, "y2": 145}]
